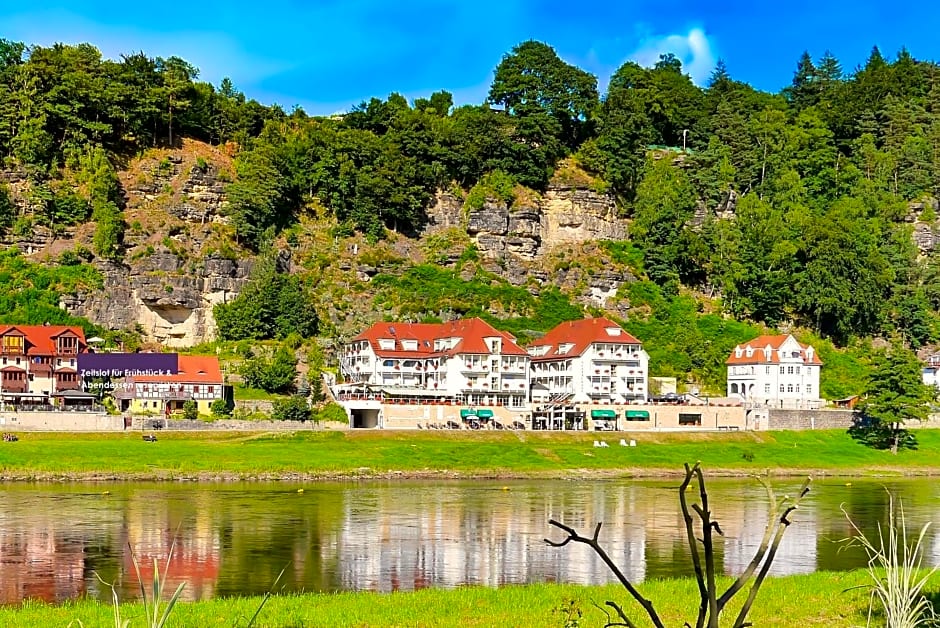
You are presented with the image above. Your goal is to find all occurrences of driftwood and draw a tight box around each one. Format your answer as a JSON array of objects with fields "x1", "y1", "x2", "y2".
[{"x1": 546, "y1": 462, "x2": 811, "y2": 628}]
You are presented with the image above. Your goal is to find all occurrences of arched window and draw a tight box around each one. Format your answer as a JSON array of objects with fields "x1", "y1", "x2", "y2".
[{"x1": 730, "y1": 383, "x2": 739, "y2": 394}]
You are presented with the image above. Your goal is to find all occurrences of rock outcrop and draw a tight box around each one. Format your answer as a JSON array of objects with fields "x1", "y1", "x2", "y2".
[
  {"x1": 434, "y1": 183, "x2": 626, "y2": 261},
  {"x1": 126, "y1": 156, "x2": 229, "y2": 224},
  {"x1": 60, "y1": 252, "x2": 253, "y2": 347}
]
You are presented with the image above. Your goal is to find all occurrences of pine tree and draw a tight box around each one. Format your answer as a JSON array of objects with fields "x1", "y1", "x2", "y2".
[{"x1": 850, "y1": 343, "x2": 935, "y2": 452}]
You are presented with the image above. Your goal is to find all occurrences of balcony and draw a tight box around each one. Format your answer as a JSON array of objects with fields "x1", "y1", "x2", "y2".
[
  {"x1": 594, "y1": 350, "x2": 642, "y2": 364},
  {"x1": 460, "y1": 362, "x2": 490, "y2": 374},
  {"x1": 0, "y1": 382, "x2": 28, "y2": 393}
]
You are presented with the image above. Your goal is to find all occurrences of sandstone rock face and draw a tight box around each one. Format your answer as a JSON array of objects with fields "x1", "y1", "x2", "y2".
[
  {"x1": 61, "y1": 252, "x2": 253, "y2": 347},
  {"x1": 429, "y1": 184, "x2": 625, "y2": 261},
  {"x1": 540, "y1": 184, "x2": 625, "y2": 245},
  {"x1": 126, "y1": 158, "x2": 229, "y2": 223},
  {"x1": 914, "y1": 222, "x2": 937, "y2": 253},
  {"x1": 424, "y1": 191, "x2": 463, "y2": 229}
]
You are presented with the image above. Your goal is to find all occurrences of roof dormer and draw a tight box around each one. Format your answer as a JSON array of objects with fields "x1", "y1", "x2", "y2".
[
  {"x1": 402, "y1": 339, "x2": 418, "y2": 351},
  {"x1": 378, "y1": 338, "x2": 395, "y2": 350},
  {"x1": 605, "y1": 327, "x2": 622, "y2": 336},
  {"x1": 735, "y1": 347, "x2": 742, "y2": 358}
]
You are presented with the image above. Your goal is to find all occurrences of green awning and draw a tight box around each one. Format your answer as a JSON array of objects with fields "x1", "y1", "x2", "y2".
[
  {"x1": 460, "y1": 409, "x2": 478, "y2": 418},
  {"x1": 476, "y1": 409, "x2": 494, "y2": 419},
  {"x1": 591, "y1": 409, "x2": 617, "y2": 419},
  {"x1": 625, "y1": 410, "x2": 650, "y2": 420}
]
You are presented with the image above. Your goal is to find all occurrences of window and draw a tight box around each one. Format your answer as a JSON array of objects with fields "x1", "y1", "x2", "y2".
[
  {"x1": 678, "y1": 413, "x2": 702, "y2": 426},
  {"x1": 787, "y1": 366, "x2": 794, "y2": 375},
  {"x1": 765, "y1": 366, "x2": 770, "y2": 374},
  {"x1": 806, "y1": 384, "x2": 812, "y2": 394},
  {"x1": 787, "y1": 384, "x2": 794, "y2": 393},
  {"x1": 779, "y1": 366, "x2": 785, "y2": 374},
  {"x1": 796, "y1": 366, "x2": 800, "y2": 374},
  {"x1": 764, "y1": 384, "x2": 770, "y2": 394},
  {"x1": 796, "y1": 384, "x2": 800, "y2": 393},
  {"x1": 779, "y1": 384, "x2": 785, "y2": 393}
]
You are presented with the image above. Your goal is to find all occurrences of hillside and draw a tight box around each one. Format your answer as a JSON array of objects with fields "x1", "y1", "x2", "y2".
[{"x1": 0, "y1": 38, "x2": 939, "y2": 398}]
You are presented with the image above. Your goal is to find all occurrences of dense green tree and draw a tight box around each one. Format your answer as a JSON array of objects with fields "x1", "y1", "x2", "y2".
[
  {"x1": 214, "y1": 254, "x2": 319, "y2": 341},
  {"x1": 850, "y1": 343, "x2": 934, "y2": 452},
  {"x1": 630, "y1": 158, "x2": 699, "y2": 292},
  {"x1": 488, "y1": 40, "x2": 598, "y2": 151},
  {"x1": 271, "y1": 395, "x2": 311, "y2": 422},
  {"x1": 241, "y1": 347, "x2": 297, "y2": 394}
]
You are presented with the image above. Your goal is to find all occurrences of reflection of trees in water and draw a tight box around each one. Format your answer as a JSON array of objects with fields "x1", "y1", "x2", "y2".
[{"x1": 2, "y1": 479, "x2": 940, "y2": 603}]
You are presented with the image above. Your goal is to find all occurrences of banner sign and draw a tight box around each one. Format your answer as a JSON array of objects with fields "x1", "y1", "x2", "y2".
[{"x1": 78, "y1": 353, "x2": 178, "y2": 378}]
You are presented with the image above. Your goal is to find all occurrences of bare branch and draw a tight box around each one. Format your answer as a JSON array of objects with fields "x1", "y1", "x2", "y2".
[
  {"x1": 718, "y1": 476, "x2": 779, "y2": 609},
  {"x1": 732, "y1": 477, "x2": 812, "y2": 628},
  {"x1": 679, "y1": 462, "x2": 709, "y2": 628},
  {"x1": 693, "y1": 464, "x2": 720, "y2": 628},
  {"x1": 603, "y1": 601, "x2": 636, "y2": 628},
  {"x1": 546, "y1": 519, "x2": 665, "y2": 628}
]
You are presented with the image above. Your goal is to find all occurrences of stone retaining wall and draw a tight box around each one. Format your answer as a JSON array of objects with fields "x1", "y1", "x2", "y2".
[
  {"x1": 764, "y1": 408, "x2": 857, "y2": 430},
  {"x1": 0, "y1": 411, "x2": 124, "y2": 431}
]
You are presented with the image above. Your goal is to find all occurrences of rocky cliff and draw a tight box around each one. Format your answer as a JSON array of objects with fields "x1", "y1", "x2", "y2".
[
  {"x1": 59, "y1": 252, "x2": 252, "y2": 346},
  {"x1": 427, "y1": 183, "x2": 626, "y2": 260}
]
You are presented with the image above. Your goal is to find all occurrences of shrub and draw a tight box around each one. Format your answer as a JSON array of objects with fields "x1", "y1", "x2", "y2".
[
  {"x1": 182, "y1": 399, "x2": 198, "y2": 421},
  {"x1": 210, "y1": 397, "x2": 232, "y2": 417},
  {"x1": 315, "y1": 402, "x2": 348, "y2": 424},
  {"x1": 271, "y1": 396, "x2": 311, "y2": 422},
  {"x1": 240, "y1": 347, "x2": 297, "y2": 394}
]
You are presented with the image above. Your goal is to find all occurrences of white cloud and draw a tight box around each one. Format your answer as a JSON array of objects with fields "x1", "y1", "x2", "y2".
[{"x1": 628, "y1": 27, "x2": 717, "y2": 84}]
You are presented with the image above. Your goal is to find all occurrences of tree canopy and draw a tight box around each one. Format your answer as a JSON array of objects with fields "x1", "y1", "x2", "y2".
[{"x1": 2, "y1": 37, "x2": 940, "y2": 350}]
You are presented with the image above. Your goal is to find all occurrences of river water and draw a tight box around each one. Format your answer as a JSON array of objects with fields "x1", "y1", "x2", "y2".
[{"x1": 0, "y1": 477, "x2": 935, "y2": 604}]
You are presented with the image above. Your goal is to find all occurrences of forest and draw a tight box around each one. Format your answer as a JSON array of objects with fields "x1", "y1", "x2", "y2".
[{"x1": 1, "y1": 37, "x2": 940, "y2": 354}]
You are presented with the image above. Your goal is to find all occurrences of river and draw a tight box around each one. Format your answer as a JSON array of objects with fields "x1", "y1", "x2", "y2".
[{"x1": 0, "y1": 477, "x2": 932, "y2": 604}]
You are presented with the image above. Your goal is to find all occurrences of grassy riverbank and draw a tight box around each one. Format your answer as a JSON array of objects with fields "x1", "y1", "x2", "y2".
[
  {"x1": 1, "y1": 428, "x2": 940, "y2": 480},
  {"x1": 0, "y1": 571, "x2": 897, "y2": 627}
]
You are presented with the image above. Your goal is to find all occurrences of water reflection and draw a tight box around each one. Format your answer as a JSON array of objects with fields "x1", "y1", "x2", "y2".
[{"x1": 0, "y1": 478, "x2": 935, "y2": 604}]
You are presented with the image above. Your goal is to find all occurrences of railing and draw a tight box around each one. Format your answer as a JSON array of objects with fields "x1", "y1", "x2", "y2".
[{"x1": 113, "y1": 390, "x2": 220, "y2": 401}]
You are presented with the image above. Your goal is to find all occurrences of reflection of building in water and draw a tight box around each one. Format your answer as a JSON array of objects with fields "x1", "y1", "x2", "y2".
[
  {"x1": 0, "y1": 490, "x2": 128, "y2": 605},
  {"x1": 721, "y1": 488, "x2": 817, "y2": 577},
  {"x1": 122, "y1": 493, "x2": 221, "y2": 601},
  {"x1": 333, "y1": 484, "x2": 651, "y2": 591},
  {"x1": 0, "y1": 527, "x2": 86, "y2": 604}
]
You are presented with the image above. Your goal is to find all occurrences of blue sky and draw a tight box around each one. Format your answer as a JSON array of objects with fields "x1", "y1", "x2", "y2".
[{"x1": 4, "y1": 1, "x2": 939, "y2": 115}]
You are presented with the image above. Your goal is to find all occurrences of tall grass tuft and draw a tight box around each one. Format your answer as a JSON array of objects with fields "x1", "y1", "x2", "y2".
[
  {"x1": 95, "y1": 541, "x2": 186, "y2": 628},
  {"x1": 842, "y1": 494, "x2": 938, "y2": 627}
]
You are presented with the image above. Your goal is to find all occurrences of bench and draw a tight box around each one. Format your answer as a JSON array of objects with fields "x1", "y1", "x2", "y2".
[
  {"x1": 142, "y1": 434, "x2": 158, "y2": 442},
  {"x1": 717, "y1": 426, "x2": 740, "y2": 432}
]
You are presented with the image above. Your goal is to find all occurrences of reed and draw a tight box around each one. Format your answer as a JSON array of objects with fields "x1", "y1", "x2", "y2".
[{"x1": 843, "y1": 493, "x2": 939, "y2": 627}]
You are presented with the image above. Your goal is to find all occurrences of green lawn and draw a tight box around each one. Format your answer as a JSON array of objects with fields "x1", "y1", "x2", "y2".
[
  {"x1": 0, "y1": 571, "x2": 891, "y2": 627},
  {"x1": 2, "y1": 429, "x2": 940, "y2": 479}
]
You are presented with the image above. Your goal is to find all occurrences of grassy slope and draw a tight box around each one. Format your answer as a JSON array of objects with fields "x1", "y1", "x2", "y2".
[
  {"x1": 2, "y1": 429, "x2": 940, "y2": 479},
  {"x1": 0, "y1": 571, "x2": 882, "y2": 627}
]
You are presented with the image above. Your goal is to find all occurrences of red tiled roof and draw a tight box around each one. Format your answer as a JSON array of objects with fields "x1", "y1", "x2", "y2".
[
  {"x1": 528, "y1": 317, "x2": 642, "y2": 361},
  {"x1": 0, "y1": 325, "x2": 86, "y2": 356},
  {"x1": 725, "y1": 334, "x2": 823, "y2": 365},
  {"x1": 351, "y1": 317, "x2": 528, "y2": 358},
  {"x1": 134, "y1": 355, "x2": 223, "y2": 384}
]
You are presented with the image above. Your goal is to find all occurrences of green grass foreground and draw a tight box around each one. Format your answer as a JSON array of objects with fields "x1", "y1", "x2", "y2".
[
  {"x1": 2, "y1": 428, "x2": 940, "y2": 479},
  {"x1": 0, "y1": 571, "x2": 895, "y2": 627}
]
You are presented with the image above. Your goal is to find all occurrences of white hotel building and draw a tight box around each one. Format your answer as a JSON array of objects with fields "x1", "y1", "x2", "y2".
[
  {"x1": 526, "y1": 317, "x2": 649, "y2": 404},
  {"x1": 339, "y1": 318, "x2": 531, "y2": 408},
  {"x1": 725, "y1": 334, "x2": 823, "y2": 408}
]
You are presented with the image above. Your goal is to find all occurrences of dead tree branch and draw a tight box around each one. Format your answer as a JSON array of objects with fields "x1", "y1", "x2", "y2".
[
  {"x1": 547, "y1": 463, "x2": 811, "y2": 628},
  {"x1": 546, "y1": 519, "x2": 665, "y2": 628}
]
